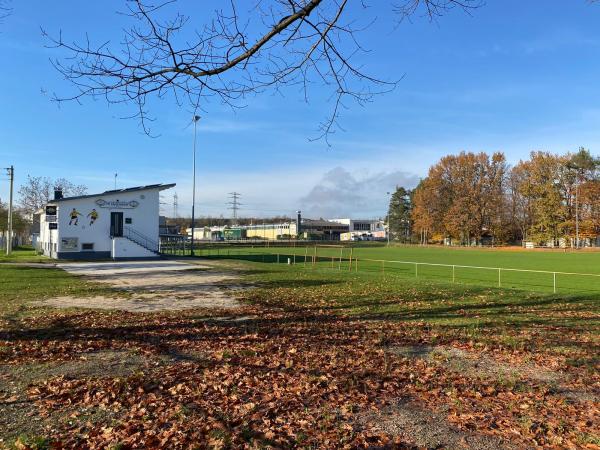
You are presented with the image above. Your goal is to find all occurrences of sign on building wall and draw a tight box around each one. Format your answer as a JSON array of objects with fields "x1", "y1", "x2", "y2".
[
  {"x1": 49, "y1": 223, "x2": 58, "y2": 230},
  {"x1": 95, "y1": 199, "x2": 139, "y2": 209},
  {"x1": 45, "y1": 205, "x2": 57, "y2": 222},
  {"x1": 60, "y1": 237, "x2": 78, "y2": 251}
]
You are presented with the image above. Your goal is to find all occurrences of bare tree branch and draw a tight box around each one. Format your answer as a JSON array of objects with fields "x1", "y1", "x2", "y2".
[
  {"x1": 394, "y1": 0, "x2": 483, "y2": 22},
  {"x1": 0, "y1": 0, "x2": 12, "y2": 23},
  {"x1": 45, "y1": 0, "x2": 478, "y2": 141}
]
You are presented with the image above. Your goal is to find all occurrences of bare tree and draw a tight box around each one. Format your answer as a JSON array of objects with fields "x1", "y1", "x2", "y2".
[
  {"x1": 0, "y1": 0, "x2": 12, "y2": 23},
  {"x1": 45, "y1": 0, "x2": 479, "y2": 141},
  {"x1": 394, "y1": 0, "x2": 480, "y2": 21},
  {"x1": 18, "y1": 176, "x2": 88, "y2": 215}
]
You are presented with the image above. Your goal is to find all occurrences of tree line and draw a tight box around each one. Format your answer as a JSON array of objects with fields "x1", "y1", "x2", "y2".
[{"x1": 388, "y1": 148, "x2": 600, "y2": 247}]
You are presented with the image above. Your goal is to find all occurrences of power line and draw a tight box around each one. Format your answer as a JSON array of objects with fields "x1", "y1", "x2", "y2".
[{"x1": 227, "y1": 192, "x2": 242, "y2": 224}]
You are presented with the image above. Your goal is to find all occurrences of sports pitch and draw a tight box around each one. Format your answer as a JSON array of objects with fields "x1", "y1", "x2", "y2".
[{"x1": 198, "y1": 244, "x2": 600, "y2": 294}]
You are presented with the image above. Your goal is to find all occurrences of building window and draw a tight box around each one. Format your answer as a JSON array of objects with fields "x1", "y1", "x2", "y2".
[
  {"x1": 353, "y1": 223, "x2": 371, "y2": 231},
  {"x1": 82, "y1": 243, "x2": 94, "y2": 251},
  {"x1": 125, "y1": 218, "x2": 132, "y2": 224}
]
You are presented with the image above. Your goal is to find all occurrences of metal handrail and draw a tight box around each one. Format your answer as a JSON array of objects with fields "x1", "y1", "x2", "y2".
[{"x1": 122, "y1": 226, "x2": 159, "y2": 253}]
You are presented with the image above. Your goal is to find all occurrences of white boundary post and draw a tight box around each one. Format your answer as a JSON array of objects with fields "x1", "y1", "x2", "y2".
[{"x1": 319, "y1": 256, "x2": 600, "y2": 294}]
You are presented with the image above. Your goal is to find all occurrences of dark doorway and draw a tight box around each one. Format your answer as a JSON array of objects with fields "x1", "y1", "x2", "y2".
[{"x1": 110, "y1": 212, "x2": 124, "y2": 237}]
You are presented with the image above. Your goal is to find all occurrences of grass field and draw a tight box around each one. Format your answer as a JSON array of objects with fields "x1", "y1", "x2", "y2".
[
  {"x1": 1, "y1": 247, "x2": 599, "y2": 447},
  {"x1": 196, "y1": 244, "x2": 600, "y2": 294},
  {"x1": 0, "y1": 246, "x2": 48, "y2": 264},
  {"x1": 0, "y1": 265, "x2": 123, "y2": 321}
]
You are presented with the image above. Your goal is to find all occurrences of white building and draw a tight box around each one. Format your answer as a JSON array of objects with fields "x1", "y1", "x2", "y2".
[
  {"x1": 333, "y1": 218, "x2": 386, "y2": 241},
  {"x1": 37, "y1": 183, "x2": 175, "y2": 259}
]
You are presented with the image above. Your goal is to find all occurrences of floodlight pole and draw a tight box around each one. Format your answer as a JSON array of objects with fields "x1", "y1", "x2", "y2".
[
  {"x1": 190, "y1": 115, "x2": 200, "y2": 256},
  {"x1": 575, "y1": 175, "x2": 579, "y2": 249},
  {"x1": 386, "y1": 191, "x2": 391, "y2": 246},
  {"x1": 5, "y1": 166, "x2": 14, "y2": 255}
]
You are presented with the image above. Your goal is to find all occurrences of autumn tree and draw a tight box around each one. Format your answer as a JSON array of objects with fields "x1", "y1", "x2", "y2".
[
  {"x1": 45, "y1": 0, "x2": 481, "y2": 138},
  {"x1": 412, "y1": 149, "x2": 600, "y2": 247},
  {"x1": 506, "y1": 162, "x2": 534, "y2": 242},
  {"x1": 564, "y1": 147, "x2": 599, "y2": 246},
  {"x1": 411, "y1": 151, "x2": 507, "y2": 245},
  {"x1": 510, "y1": 152, "x2": 566, "y2": 245},
  {"x1": 579, "y1": 178, "x2": 600, "y2": 241},
  {"x1": 18, "y1": 176, "x2": 87, "y2": 216},
  {"x1": 411, "y1": 179, "x2": 437, "y2": 244}
]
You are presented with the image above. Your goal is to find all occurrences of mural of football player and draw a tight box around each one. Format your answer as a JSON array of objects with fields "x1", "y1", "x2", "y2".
[
  {"x1": 68, "y1": 208, "x2": 82, "y2": 225},
  {"x1": 87, "y1": 209, "x2": 99, "y2": 226}
]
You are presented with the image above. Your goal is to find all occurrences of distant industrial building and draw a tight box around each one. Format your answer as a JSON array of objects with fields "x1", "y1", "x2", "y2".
[
  {"x1": 186, "y1": 212, "x2": 385, "y2": 241},
  {"x1": 334, "y1": 218, "x2": 386, "y2": 241},
  {"x1": 245, "y1": 218, "x2": 349, "y2": 240}
]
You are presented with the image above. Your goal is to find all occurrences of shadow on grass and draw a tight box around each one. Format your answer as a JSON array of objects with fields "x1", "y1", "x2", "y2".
[
  {"x1": 1, "y1": 305, "x2": 597, "y2": 363},
  {"x1": 0, "y1": 299, "x2": 600, "y2": 365},
  {"x1": 1, "y1": 261, "x2": 598, "y2": 364}
]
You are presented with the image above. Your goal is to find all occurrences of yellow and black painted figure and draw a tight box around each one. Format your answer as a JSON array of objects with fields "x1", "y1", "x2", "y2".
[
  {"x1": 68, "y1": 208, "x2": 82, "y2": 225},
  {"x1": 87, "y1": 209, "x2": 99, "y2": 226}
]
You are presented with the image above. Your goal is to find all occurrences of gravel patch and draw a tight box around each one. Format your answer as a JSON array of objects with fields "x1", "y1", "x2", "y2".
[
  {"x1": 35, "y1": 260, "x2": 244, "y2": 312},
  {"x1": 388, "y1": 345, "x2": 599, "y2": 404},
  {"x1": 358, "y1": 398, "x2": 516, "y2": 449}
]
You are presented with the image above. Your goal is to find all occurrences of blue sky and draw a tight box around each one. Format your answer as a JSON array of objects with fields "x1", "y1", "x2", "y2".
[{"x1": 1, "y1": 1, "x2": 600, "y2": 219}]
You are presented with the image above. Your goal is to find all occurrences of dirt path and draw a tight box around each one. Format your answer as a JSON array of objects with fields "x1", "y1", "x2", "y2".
[{"x1": 35, "y1": 260, "x2": 243, "y2": 312}]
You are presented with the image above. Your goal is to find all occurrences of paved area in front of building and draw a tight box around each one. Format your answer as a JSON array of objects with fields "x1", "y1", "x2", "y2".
[{"x1": 37, "y1": 260, "x2": 243, "y2": 312}]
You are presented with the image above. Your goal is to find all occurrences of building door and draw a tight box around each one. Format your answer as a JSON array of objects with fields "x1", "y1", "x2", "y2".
[{"x1": 110, "y1": 212, "x2": 124, "y2": 237}]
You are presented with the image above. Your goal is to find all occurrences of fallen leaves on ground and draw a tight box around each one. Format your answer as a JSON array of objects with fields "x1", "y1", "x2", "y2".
[{"x1": 0, "y1": 304, "x2": 598, "y2": 449}]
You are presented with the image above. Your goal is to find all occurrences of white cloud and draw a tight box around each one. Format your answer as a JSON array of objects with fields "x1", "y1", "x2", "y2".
[{"x1": 299, "y1": 167, "x2": 420, "y2": 219}]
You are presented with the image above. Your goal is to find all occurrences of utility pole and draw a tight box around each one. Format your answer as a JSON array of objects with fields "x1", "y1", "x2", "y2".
[
  {"x1": 5, "y1": 166, "x2": 14, "y2": 255},
  {"x1": 228, "y1": 192, "x2": 242, "y2": 225},
  {"x1": 190, "y1": 115, "x2": 200, "y2": 256}
]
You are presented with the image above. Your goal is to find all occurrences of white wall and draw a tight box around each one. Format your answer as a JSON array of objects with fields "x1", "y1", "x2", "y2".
[
  {"x1": 112, "y1": 237, "x2": 156, "y2": 258},
  {"x1": 38, "y1": 216, "x2": 59, "y2": 257}
]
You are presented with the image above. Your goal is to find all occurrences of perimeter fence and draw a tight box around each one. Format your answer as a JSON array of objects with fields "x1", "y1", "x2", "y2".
[{"x1": 188, "y1": 244, "x2": 600, "y2": 295}]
